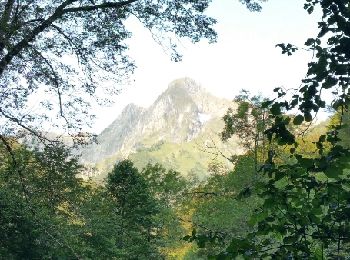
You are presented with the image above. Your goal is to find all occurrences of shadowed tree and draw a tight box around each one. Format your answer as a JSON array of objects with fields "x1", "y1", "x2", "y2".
[{"x1": 106, "y1": 160, "x2": 161, "y2": 258}]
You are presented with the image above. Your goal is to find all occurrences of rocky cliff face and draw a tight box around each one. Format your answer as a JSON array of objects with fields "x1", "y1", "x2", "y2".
[
  {"x1": 80, "y1": 78, "x2": 235, "y2": 168},
  {"x1": 80, "y1": 103, "x2": 144, "y2": 163}
]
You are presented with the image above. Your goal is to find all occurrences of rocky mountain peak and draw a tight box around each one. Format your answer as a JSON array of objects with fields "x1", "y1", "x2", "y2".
[
  {"x1": 80, "y1": 78, "x2": 234, "y2": 165},
  {"x1": 120, "y1": 103, "x2": 144, "y2": 116},
  {"x1": 167, "y1": 77, "x2": 203, "y2": 96}
]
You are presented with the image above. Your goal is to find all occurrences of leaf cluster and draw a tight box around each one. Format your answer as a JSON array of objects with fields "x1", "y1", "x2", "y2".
[{"x1": 214, "y1": 1, "x2": 350, "y2": 258}]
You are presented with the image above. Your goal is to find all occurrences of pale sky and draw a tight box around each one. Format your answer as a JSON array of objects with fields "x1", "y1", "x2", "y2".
[{"x1": 92, "y1": 0, "x2": 321, "y2": 134}]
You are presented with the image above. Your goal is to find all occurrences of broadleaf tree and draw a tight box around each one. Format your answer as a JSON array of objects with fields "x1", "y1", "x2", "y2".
[
  {"x1": 0, "y1": 0, "x2": 265, "y2": 142},
  {"x1": 214, "y1": 0, "x2": 350, "y2": 258},
  {"x1": 106, "y1": 159, "x2": 161, "y2": 259},
  {"x1": 221, "y1": 89, "x2": 271, "y2": 172}
]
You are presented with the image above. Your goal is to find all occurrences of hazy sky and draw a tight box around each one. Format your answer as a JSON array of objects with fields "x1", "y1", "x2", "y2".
[{"x1": 92, "y1": 0, "x2": 321, "y2": 133}]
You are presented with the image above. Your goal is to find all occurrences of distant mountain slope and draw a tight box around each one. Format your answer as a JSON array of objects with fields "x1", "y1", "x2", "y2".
[
  {"x1": 80, "y1": 103, "x2": 145, "y2": 163},
  {"x1": 80, "y1": 78, "x2": 242, "y2": 179}
]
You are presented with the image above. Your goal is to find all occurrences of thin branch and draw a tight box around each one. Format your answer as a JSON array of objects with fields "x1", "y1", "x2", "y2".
[
  {"x1": 30, "y1": 47, "x2": 65, "y2": 118},
  {"x1": 0, "y1": 0, "x2": 138, "y2": 79},
  {"x1": 198, "y1": 135, "x2": 237, "y2": 164},
  {"x1": 62, "y1": 0, "x2": 137, "y2": 13},
  {"x1": 23, "y1": 18, "x2": 45, "y2": 25},
  {"x1": 0, "y1": 107, "x2": 52, "y2": 143},
  {"x1": 0, "y1": 0, "x2": 77, "y2": 76},
  {"x1": 178, "y1": 217, "x2": 228, "y2": 239},
  {"x1": 0, "y1": 134, "x2": 17, "y2": 166},
  {"x1": 184, "y1": 191, "x2": 222, "y2": 197},
  {"x1": 50, "y1": 24, "x2": 82, "y2": 63}
]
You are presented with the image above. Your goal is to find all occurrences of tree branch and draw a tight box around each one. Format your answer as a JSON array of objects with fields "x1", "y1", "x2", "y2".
[
  {"x1": 0, "y1": 0, "x2": 77, "y2": 76},
  {"x1": 0, "y1": 0, "x2": 15, "y2": 29},
  {"x1": 0, "y1": 107, "x2": 52, "y2": 143},
  {"x1": 0, "y1": 0, "x2": 15, "y2": 51},
  {"x1": 30, "y1": 48, "x2": 65, "y2": 118},
  {"x1": 0, "y1": 0, "x2": 138, "y2": 78},
  {"x1": 62, "y1": 0, "x2": 137, "y2": 13}
]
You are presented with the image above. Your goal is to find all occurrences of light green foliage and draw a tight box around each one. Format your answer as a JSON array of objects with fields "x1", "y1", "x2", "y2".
[
  {"x1": 188, "y1": 155, "x2": 262, "y2": 257},
  {"x1": 94, "y1": 114, "x2": 237, "y2": 181},
  {"x1": 339, "y1": 109, "x2": 350, "y2": 148},
  {"x1": 222, "y1": 90, "x2": 271, "y2": 172},
  {"x1": 131, "y1": 141, "x2": 211, "y2": 180},
  {"x1": 221, "y1": 90, "x2": 269, "y2": 148}
]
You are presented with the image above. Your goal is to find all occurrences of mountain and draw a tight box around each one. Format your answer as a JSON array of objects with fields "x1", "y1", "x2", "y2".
[
  {"x1": 80, "y1": 103, "x2": 145, "y2": 163},
  {"x1": 80, "y1": 78, "x2": 243, "y2": 179}
]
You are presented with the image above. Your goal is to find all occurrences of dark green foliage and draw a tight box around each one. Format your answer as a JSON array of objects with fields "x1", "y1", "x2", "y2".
[
  {"x1": 0, "y1": 140, "x2": 190, "y2": 259},
  {"x1": 141, "y1": 163, "x2": 187, "y2": 249},
  {"x1": 213, "y1": 1, "x2": 350, "y2": 258},
  {"x1": 239, "y1": 0, "x2": 267, "y2": 12},
  {"x1": 276, "y1": 43, "x2": 298, "y2": 56},
  {"x1": 106, "y1": 160, "x2": 161, "y2": 259},
  {"x1": 0, "y1": 143, "x2": 86, "y2": 258},
  {"x1": 0, "y1": 188, "x2": 42, "y2": 259},
  {"x1": 107, "y1": 160, "x2": 157, "y2": 221},
  {"x1": 104, "y1": 160, "x2": 189, "y2": 259}
]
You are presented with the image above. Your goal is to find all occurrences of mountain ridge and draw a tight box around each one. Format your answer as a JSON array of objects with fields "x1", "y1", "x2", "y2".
[{"x1": 80, "y1": 78, "x2": 240, "y2": 178}]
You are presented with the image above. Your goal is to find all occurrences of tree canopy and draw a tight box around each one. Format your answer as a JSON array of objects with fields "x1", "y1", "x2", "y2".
[
  {"x1": 0, "y1": 0, "x2": 267, "y2": 141},
  {"x1": 0, "y1": 0, "x2": 218, "y2": 139},
  {"x1": 206, "y1": 0, "x2": 350, "y2": 258}
]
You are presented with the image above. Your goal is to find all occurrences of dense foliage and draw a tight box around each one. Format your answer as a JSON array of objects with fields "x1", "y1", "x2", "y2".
[
  {"x1": 183, "y1": 155, "x2": 262, "y2": 258},
  {"x1": 0, "y1": 143, "x2": 188, "y2": 258},
  {"x1": 0, "y1": 0, "x2": 268, "y2": 258},
  {"x1": 6, "y1": 0, "x2": 350, "y2": 259},
  {"x1": 207, "y1": 0, "x2": 350, "y2": 258}
]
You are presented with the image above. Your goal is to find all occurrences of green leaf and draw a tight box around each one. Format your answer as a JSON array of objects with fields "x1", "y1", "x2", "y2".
[
  {"x1": 319, "y1": 135, "x2": 326, "y2": 142},
  {"x1": 270, "y1": 104, "x2": 282, "y2": 116},
  {"x1": 262, "y1": 100, "x2": 273, "y2": 108},
  {"x1": 293, "y1": 115, "x2": 304, "y2": 125},
  {"x1": 304, "y1": 112, "x2": 313, "y2": 122},
  {"x1": 325, "y1": 166, "x2": 343, "y2": 178}
]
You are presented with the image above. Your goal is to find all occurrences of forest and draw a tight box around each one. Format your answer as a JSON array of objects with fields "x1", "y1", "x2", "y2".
[{"x1": 1, "y1": 0, "x2": 350, "y2": 259}]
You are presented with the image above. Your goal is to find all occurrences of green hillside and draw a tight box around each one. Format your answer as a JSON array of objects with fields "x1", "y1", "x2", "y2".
[{"x1": 93, "y1": 117, "x2": 242, "y2": 181}]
